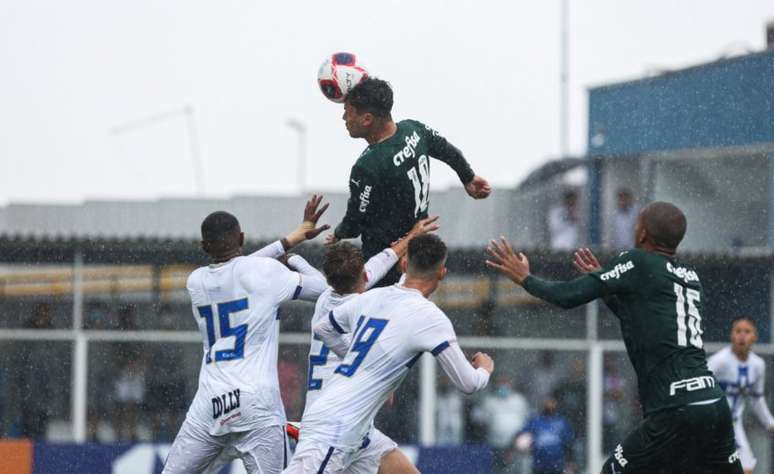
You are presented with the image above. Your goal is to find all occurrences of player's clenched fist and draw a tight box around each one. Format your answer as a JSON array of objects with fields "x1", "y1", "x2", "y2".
[
  {"x1": 471, "y1": 352, "x2": 494, "y2": 374},
  {"x1": 465, "y1": 175, "x2": 492, "y2": 199}
]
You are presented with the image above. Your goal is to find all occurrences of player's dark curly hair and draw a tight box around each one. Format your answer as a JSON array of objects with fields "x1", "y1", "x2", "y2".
[
  {"x1": 407, "y1": 234, "x2": 447, "y2": 276},
  {"x1": 323, "y1": 242, "x2": 365, "y2": 294},
  {"x1": 346, "y1": 77, "x2": 393, "y2": 118}
]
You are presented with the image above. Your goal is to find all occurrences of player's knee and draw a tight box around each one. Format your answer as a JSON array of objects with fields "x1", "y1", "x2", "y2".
[{"x1": 378, "y1": 448, "x2": 420, "y2": 474}]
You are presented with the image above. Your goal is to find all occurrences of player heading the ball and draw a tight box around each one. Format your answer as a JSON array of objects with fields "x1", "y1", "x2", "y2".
[{"x1": 329, "y1": 77, "x2": 491, "y2": 286}]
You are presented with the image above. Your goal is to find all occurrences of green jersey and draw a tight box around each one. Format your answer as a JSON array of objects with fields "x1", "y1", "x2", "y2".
[
  {"x1": 334, "y1": 119, "x2": 475, "y2": 259},
  {"x1": 523, "y1": 248, "x2": 722, "y2": 415}
]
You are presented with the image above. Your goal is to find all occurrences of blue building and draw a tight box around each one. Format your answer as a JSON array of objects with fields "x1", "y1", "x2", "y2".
[{"x1": 586, "y1": 46, "x2": 774, "y2": 251}]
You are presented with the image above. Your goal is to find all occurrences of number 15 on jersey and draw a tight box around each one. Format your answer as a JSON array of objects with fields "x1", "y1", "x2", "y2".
[{"x1": 197, "y1": 298, "x2": 249, "y2": 364}]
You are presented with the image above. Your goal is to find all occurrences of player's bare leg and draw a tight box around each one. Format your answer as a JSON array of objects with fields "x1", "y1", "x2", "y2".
[{"x1": 378, "y1": 448, "x2": 420, "y2": 474}]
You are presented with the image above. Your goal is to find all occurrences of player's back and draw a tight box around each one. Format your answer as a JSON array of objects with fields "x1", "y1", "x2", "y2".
[
  {"x1": 186, "y1": 255, "x2": 301, "y2": 434},
  {"x1": 301, "y1": 285, "x2": 452, "y2": 448},
  {"x1": 597, "y1": 248, "x2": 722, "y2": 415},
  {"x1": 708, "y1": 347, "x2": 766, "y2": 421}
]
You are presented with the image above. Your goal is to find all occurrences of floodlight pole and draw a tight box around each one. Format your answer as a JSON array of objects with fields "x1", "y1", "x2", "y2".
[
  {"x1": 287, "y1": 119, "x2": 307, "y2": 193},
  {"x1": 110, "y1": 105, "x2": 205, "y2": 196},
  {"x1": 560, "y1": 0, "x2": 570, "y2": 156}
]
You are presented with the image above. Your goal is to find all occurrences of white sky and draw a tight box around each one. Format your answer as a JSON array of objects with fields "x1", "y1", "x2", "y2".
[{"x1": 1, "y1": 0, "x2": 772, "y2": 205}]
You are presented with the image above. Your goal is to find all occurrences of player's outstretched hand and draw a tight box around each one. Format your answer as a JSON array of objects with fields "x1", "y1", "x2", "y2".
[
  {"x1": 485, "y1": 236, "x2": 530, "y2": 285},
  {"x1": 283, "y1": 194, "x2": 330, "y2": 249},
  {"x1": 409, "y1": 215, "x2": 440, "y2": 238},
  {"x1": 471, "y1": 352, "x2": 494, "y2": 374},
  {"x1": 301, "y1": 193, "x2": 330, "y2": 239},
  {"x1": 573, "y1": 247, "x2": 602, "y2": 274},
  {"x1": 390, "y1": 215, "x2": 440, "y2": 257},
  {"x1": 465, "y1": 175, "x2": 492, "y2": 199},
  {"x1": 325, "y1": 234, "x2": 340, "y2": 246}
]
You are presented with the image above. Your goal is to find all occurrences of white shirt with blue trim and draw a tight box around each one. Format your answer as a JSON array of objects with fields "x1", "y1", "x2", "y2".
[
  {"x1": 185, "y1": 255, "x2": 311, "y2": 435},
  {"x1": 300, "y1": 284, "x2": 490, "y2": 449},
  {"x1": 708, "y1": 346, "x2": 774, "y2": 428}
]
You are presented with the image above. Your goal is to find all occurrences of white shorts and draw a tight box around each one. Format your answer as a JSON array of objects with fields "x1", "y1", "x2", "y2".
[
  {"x1": 733, "y1": 422, "x2": 756, "y2": 471},
  {"x1": 163, "y1": 418, "x2": 289, "y2": 474},
  {"x1": 283, "y1": 429, "x2": 397, "y2": 474}
]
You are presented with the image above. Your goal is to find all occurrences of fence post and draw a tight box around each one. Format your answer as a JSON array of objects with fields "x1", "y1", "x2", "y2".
[
  {"x1": 419, "y1": 353, "x2": 437, "y2": 445},
  {"x1": 71, "y1": 250, "x2": 88, "y2": 443},
  {"x1": 587, "y1": 341, "x2": 604, "y2": 473}
]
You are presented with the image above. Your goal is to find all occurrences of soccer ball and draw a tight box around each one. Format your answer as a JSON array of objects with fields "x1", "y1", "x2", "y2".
[{"x1": 317, "y1": 52, "x2": 369, "y2": 103}]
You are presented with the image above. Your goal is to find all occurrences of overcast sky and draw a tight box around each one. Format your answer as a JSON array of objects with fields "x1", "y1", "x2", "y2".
[{"x1": 1, "y1": 0, "x2": 772, "y2": 205}]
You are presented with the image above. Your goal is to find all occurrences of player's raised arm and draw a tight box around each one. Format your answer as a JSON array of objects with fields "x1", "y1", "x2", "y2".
[
  {"x1": 313, "y1": 297, "x2": 361, "y2": 357},
  {"x1": 486, "y1": 236, "x2": 613, "y2": 309},
  {"x1": 332, "y1": 164, "x2": 377, "y2": 243},
  {"x1": 361, "y1": 216, "x2": 441, "y2": 290},
  {"x1": 250, "y1": 193, "x2": 330, "y2": 258},
  {"x1": 423, "y1": 122, "x2": 491, "y2": 199}
]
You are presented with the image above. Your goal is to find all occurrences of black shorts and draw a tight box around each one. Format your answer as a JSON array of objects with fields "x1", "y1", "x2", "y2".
[{"x1": 600, "y1": 399, "x2": 742, "y2": 474}]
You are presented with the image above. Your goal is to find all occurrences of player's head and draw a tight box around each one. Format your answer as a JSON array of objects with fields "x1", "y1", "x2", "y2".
[
  {"x1": 343, "y1": 77, "x2": 393, "y2": 138},
  {"x1": 402, "y1": 234, "x2": 448, "y2": 286},
  {"x1": 730, "y1": 316, "x2": 758, "y2": 356},
  {"x1": 323, "y1": 242, "x2": 367, "y2": 295},
  {"x1": 634, "y1": 201, "x2": 687, "y2": 254},
  {"x1": 200, "y1": 211, "x2": 244, "y2": 261}
]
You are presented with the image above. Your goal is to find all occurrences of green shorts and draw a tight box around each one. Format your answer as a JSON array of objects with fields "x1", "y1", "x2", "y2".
[{"x1": 600, "y1": 398, "x2": 742, "y2": 474}]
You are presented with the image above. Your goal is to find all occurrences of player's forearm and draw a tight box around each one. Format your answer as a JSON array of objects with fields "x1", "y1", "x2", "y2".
[
  {"x1": 334, "y1": 211, "x2": 363, "y2": 239},
  {"x1": 522, "y1": 275, "x2": 605, "y2": 309},
  {"x1": 432, "y1": 141, "x2": 475, "y2": 185},
  {"x1": 751, "y1": 396, "x2": 774, "y2": 429},
  {"x1": 293, "y1": 261, "x2": 328, "y2": 302},
  {"x1": 313, "y1": 313, "x2": 349, "y2": 358},
  {"x1": 249, "y1": 240, "x2": 285, "y2": 259},
  {"x1": 436, "y1": 343, "x2": 490, "y2": 394},
  {"x1": 364, "y1": 249, "x2": 399, "y2": 290}
]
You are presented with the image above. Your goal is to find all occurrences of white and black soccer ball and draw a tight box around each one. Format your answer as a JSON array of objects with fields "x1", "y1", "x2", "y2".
[{"x1": 317, "y1": 52, "x2": 369, "y2": 103}]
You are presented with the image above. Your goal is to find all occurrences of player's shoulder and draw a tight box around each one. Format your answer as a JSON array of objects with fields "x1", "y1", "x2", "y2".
[
  {"x1": 186, "y1": 265, "x2": 208, "y2": 289},
  {"x1": 750, "y1": 351, "x2": 767, "y2": 368},
  {"x1": 708, "y1": 346, "x2": 732, "y2": 364},
  {"x1": 233, "y1": 255, "x2": 279, "y2": 273}
]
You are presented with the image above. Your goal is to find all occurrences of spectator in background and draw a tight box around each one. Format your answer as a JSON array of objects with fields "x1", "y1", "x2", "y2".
[
  {"x1": 527, "y1": 351, "x2": 564, "y2": 408},
  {"x1": 610, "y1": 188, "x2": 639, "y2": 249},
  {"x1": 436, "y1": 376, "x2": 464, "y2": 445},
  {"x1": 113, "y1": 357, "x2": 146, "y2": 442},
  {"x1": 514, "y1": 395, "x2": 574, "y2": 474},
  {"x1": 548, "y1": 190, "x2": 579, "y2": 250},
  {"x1": 555, "y1": 359, "x2": 587, "y2": 468},
  {"x1": 602, "y1": 357, "x2": 627, "y2": 453},
  {"x1": 16, "y1": 303, "x2": 55, "y2": 439},
  {"x1": 278, "y1": 358, "x2": 303, "y2": 421},
  {"x1": 116, "y1": 303, "x2": 138, "y2": 331},
  {"x1": 472, "y1": 375, "x2": 530, "y2": 472}
]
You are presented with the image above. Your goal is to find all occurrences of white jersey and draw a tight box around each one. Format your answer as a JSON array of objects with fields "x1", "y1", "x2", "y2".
[
  {"x1": 303, "y1": 248, "x2": 398, "y2": 411},
  {"x1": 300, "y1": 285, "x2": 489, "y2": 449},
  {"x1": 185, "y1": 255, "x2": 303, "y2": 436},
  {"x1": 708, "y1": 346, "x2": 773, "y2": 425}
]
